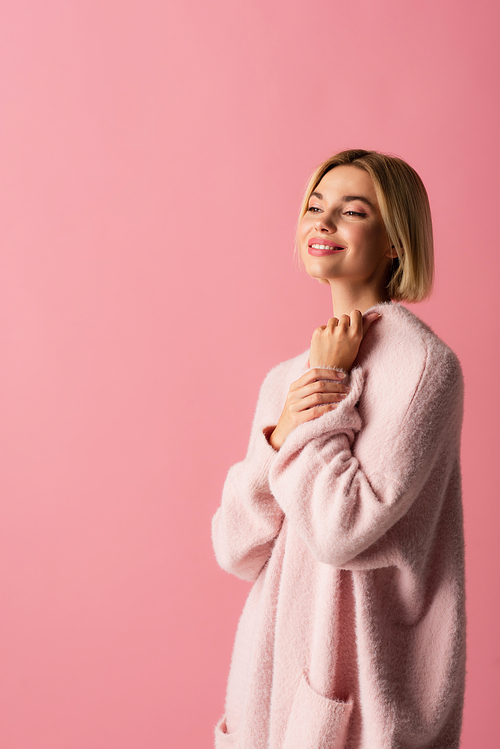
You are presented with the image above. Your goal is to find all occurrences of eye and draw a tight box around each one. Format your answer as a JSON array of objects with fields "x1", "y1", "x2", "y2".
[
  {"x1": 307, "y1": 206, "x2": 322, "y2": 213},
  {"x1": 344, "y1": 210, "x2": 366, "y2": 217}
]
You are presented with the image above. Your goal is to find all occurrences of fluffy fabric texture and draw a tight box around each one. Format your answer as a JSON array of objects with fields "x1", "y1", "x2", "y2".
[{"x1": 212, "y1": 303, "x2": 466, "y2": 749}]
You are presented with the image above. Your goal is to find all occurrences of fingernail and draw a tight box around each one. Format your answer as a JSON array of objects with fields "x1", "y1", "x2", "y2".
[{"x1": 337, "y1": 372, "x2": 346, "y2": 379}]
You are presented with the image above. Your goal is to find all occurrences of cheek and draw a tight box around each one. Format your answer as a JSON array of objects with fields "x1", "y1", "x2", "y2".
[
  {"x1": 360, "y1": 225, "x2": 388, "y2": 255},
  {"x1": 297, "y1": 216, "x2": 309, "y2": 239}
]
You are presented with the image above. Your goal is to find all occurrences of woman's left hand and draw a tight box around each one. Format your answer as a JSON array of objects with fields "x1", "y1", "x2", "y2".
[{"x1": 309, "y1": 310, "x2": 381, "y2": 372}]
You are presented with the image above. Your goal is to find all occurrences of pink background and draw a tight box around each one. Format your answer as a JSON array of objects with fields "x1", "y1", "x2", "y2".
[{"x1": 0, "y1": 1, "x2": 498, "y2": 747}]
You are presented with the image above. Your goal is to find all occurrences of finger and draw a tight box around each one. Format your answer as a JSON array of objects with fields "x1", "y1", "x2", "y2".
[
  {"x1": 338, "y1": 313, "x2": 351, "y2": 328},
  {"x1": 362, "y1": 311, "x2": 382, "y2": 337},
  {"x1": 301, "y1": 380, "x2": 349, "y2": 398},
  {"x1": 308, "y1": 367, "x2": 347, "y2": 383},
  {"x1": 349, "y1": 309, "x2": 363, "y2": 336},
  {"x1": 292, "y1": 390, "x2": 348, "y2": 412},
  {"x1": 311, "y1": 324, "x2": 327, "y2": 339},
  {"x1": 290, "y1": 384, "x2": 348, "y2": 407},
  {"x1": 298, "y1": 402, "x2": 339, "y2": 423},
  {"x1": 291, "y1": 368, "x2": 346, "y2": 390},
  {"x1": 326, "y1": 317, "x2": 339, "y2": 329}
]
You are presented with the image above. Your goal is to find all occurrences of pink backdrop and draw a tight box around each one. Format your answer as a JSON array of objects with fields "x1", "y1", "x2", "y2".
[{"x1": 1, "y1": 1, "x2": 499, "y2": 746}]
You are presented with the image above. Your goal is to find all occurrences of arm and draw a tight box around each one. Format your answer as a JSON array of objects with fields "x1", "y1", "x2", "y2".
[
  {"x1": 212, "y1": 361, "x2": 349, "y2": 580},
  {"x1": 211, "y1": 368, "x2": 286, "y2": 581},
  {"x1": 268, "y1": 341, "x2": 463, "y2": 569}
]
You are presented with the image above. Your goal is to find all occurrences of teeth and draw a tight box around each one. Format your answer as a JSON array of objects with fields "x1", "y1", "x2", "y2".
[{"x1": 311, "y1": 244, "x2": 342, "y2": 250}]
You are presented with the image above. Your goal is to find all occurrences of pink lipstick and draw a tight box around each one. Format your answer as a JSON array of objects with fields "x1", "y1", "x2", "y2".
[{"x1": 308, "y1": 237, "x2": 346, "y2": 256}]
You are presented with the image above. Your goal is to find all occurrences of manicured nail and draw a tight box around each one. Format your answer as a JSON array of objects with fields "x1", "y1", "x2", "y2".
[{"x1": 337, "y1": 372, "x2": 346, "y2": 379}]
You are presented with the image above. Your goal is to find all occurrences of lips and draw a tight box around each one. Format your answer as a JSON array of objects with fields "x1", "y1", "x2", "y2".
[{"x1": 308, "y1": 237, "x2": 346, "y2": 256}]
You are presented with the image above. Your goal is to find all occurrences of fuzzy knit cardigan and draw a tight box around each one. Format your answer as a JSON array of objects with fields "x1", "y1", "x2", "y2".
[{"x1": 212, "y1": 303, "x2": 466, "y2": 749}]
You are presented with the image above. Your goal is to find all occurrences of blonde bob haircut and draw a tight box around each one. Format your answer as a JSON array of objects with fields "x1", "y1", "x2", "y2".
[{"x1": 298, "y1": 149, "x2": 434, "y2": 303}]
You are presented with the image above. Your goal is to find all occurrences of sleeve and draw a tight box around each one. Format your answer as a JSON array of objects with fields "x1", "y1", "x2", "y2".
[
  {"x1": 268, "y1": 343, "x2": 463, "y2": 569},
  {"x1": 212, "y1": 367, "x2": 286, "y2": 581}
]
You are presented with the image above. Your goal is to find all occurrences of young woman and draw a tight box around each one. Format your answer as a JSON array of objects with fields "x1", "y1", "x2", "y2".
[{"x1": 212, "y1": 150, "x2": 465, "y2": 749}]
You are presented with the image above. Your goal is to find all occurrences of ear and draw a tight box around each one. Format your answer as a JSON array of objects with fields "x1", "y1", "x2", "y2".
[{"x1": 385, "y1": 242, "x2": 400, "y2": 259}]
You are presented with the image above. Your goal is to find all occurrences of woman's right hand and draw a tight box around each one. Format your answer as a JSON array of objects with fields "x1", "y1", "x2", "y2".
[{"x1": 267, "y1": 368, "x2": 349, "y2": 451}]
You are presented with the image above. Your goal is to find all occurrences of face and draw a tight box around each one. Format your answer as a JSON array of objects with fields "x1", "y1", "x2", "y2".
[{"x1": 297, "y1": 165, "x2": 396, "y2": 289}]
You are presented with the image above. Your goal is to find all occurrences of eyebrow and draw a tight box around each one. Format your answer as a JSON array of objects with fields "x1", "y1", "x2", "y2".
[{"x1": 310, "y1": 191, "x2": 374, "y2": 208}]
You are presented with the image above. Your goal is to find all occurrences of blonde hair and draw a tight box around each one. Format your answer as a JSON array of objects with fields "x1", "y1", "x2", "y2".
[{"x1": 298, "y1": 149, "x2": 434, "y2": 302}]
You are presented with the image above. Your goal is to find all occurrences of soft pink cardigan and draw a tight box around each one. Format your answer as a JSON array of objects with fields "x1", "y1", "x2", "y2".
[{"x1": 212, "y1": 303, "x2": 466, "y2": 749}]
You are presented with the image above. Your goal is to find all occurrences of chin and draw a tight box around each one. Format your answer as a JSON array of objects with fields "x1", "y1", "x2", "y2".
[{"x1": 305, "y1": 267, "x2": 330, "y2": 285}]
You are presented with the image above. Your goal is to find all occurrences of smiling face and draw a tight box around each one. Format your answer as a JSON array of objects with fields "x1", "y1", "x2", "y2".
[{"x1": 297, "y1": 164, "x2": 396, "y2": 292}]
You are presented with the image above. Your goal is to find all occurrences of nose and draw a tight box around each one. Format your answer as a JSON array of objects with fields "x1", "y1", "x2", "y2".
[{"x1": 314, "y1": 212, "x2": 337, "y2": 233}]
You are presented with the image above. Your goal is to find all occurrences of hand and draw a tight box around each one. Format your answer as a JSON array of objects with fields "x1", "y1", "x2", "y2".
[
  {"x1": 309, "y1": 310, "x2": 380, "y2": 372},
  {"x1": 268, "y1": 368, "x2": 349, "y2": 451}
]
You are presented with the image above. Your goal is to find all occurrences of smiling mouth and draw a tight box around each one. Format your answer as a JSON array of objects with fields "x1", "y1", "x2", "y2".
[
  {"x1": 310, "y1": 243, "x2": 344, "y2": 250},
  {"x1": 308, "y1": 242, "x2": 345, "y2": 256}
]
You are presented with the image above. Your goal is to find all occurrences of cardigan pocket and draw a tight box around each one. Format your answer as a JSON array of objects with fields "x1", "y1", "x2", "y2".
[
  {"x1": 214, "y1": 715, "x2": 240, "y2": 748},
  {"x1": 283, "y1": 674, "x2": 353, "y2": 749}
]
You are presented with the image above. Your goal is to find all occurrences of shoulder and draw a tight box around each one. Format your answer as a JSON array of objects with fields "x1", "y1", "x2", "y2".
[
  {"x1": 368, "y1": 302, "x2": 462, "y2": 378},
  {"x1": 360, "y1": 303, "x2": 463, "y2": 417}
]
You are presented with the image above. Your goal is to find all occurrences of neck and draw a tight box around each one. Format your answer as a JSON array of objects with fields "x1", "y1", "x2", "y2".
[{"x1": 328, "y1": 279, "x2": 391, "y2": 318}]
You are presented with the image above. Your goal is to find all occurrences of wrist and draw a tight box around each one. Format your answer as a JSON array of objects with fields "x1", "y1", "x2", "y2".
[{"x1": 264, "y1": 426, "x2": 280, "y2": 451}]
